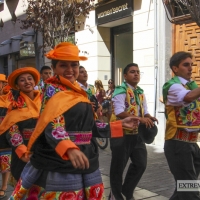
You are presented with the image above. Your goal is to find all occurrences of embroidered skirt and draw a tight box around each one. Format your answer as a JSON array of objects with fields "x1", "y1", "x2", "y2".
[
  {"x1": 0, "y1": 148, "x2": 11, "y2": 173},
  {"x1": 9, "y1": 162, "x2": 104, "y2": 200}
]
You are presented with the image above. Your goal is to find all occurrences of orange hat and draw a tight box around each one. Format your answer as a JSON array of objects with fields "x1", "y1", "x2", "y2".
[
  {"x1": 45, "y1": 42, "x2": 87, "y2": 61},
  {"x1": 0, "y1": 74, "x2": 7, "y2": 82},
  {"x1": 8, "y1": 67, "x2": 40, "y2": 90}
]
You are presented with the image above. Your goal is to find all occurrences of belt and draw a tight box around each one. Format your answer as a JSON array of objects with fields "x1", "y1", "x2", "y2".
[
  {"x1": 22, "y1": 128, "x2": 35, "y2": 140},
  {"x1": 68, "y1": 131, "x2": 92, "y2": 145},
  {"x1": 173, "y1": 129, "x2": 198, "y2": 143}
]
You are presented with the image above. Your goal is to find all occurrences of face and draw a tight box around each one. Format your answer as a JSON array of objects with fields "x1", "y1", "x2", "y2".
[
  {"x1": 108, "y1": 80, "x2": 114, "y2": 88},
  {"x1": 77, "y1": 67, "x2": 88, "y2": 82},
  {"x1": 124, "y1": 66, "x2": 140, "y2": 86},
  {"x1": 0, "y1": 81, "x2": 7, "y2": 94},
  {"x1": 53, "y1": 61, "x2": 79, "y2": 84},
  {"x1": 172, "y1": 57, "x2": 193, "y2": 81},
  {"x1": 16, "y1": 73, "x2": 36, "y2": 93},
  {"x1": 41, "y1": 69, "x2": 52, "y2": 81}
]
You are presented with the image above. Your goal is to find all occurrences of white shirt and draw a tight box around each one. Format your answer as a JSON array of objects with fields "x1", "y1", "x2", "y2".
[
  {"x1": 167, "y1": 76, "x2": 190, "y2": 107},
  {"x1": 77, "y1": 82, "x2": 90, "y2": 91},
  {"x1": 112, "y1": 83, "x2": 149, "y2": 117},
  {"x1": 167, "y1": 76, "x2": 199, "y2": 132}
]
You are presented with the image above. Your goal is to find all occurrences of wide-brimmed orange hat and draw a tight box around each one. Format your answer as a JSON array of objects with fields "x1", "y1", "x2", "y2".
[
  {"x1": 0, "y1": 74, "x2": 7, "y2": 82},
  {"x1": 8, "y1": 67, "x2": 40, "y2": 90},
  {"x1": 45, "y1": 42, "x2": 87, "y2": 61}
]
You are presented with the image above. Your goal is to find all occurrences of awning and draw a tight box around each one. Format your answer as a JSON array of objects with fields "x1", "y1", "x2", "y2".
[
  {"x1": 0, "y1": 39, "x2": 11, "y2": 46},
  {"x1": 11, "y1": 35, "x2": 23, "y2": 40},
  {"x1": 22, "y1": 30, "x2": 35, "y2": 36}
]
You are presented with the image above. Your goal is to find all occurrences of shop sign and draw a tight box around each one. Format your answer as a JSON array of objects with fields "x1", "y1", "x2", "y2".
[
  {"x1": 20, "y1": 41, "x2": 35, "y2": 58},
  {"x1": 95, "y1": 0, "x2": 133, "y2": 25}
]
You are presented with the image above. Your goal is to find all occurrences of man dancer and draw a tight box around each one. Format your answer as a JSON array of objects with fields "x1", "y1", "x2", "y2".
[
  {"x1": 110, "y1": 63, "x2": 158, "y2": 200},
  {"x1": 163, "y1": 51, "x2": 200, "y2": 200},
  {"x1": 77, "y1": 66, "x2": 95, "y2": 98},
  {"x1": 35, "y1": 66, "x2": 52, "y2": 92}
]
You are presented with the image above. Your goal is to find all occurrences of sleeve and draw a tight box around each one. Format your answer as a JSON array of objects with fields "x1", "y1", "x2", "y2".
[
  {"x1": 112, "y1": 93, "x2": 126, "y2": 115},
  {"x1": 167, "y1": 84, "x2": 191, "y2": 107},
  {"x1": 6, "y1": 124, "x2": 26, "y2": 158},
  {"x1": 92, "y1": 120, "x2": 123, "y2": 138},
  {"x1": 143, "y1": 94, "x2": 149, "y2": 115},
  {"x1": 44, "y1": 114, "x2": 79, "y2": 160}
]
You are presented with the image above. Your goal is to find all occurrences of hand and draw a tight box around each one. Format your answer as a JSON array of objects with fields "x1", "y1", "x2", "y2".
[
  {"x1": 21, "y1": 154, "x2": 30, "y2": 163},
  {"x1": 122, "y1": 117, "x2": 140, "y2": 130},
  {"x1": 150, "y1": 117, "x2": 158, "y2": 124},
  {"x1": 67, "y1": 148, "x2": 89, "y2": 170},
  {"x1": 139, "y1": 117, "x2": 154, "y2": 128}
]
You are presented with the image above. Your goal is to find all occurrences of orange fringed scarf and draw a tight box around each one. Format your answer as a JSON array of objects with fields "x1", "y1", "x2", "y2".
[
  {"x1": 0, "y1": 90, "x2": 41, "y2": 135},
  {"x1": 27, "y1": 75, "x2": 91, "y2": 153}
]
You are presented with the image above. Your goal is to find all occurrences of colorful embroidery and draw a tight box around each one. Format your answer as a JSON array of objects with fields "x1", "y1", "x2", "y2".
[
  {"x1": 175, "y1": 98, "x2": 200, "y2": 126},
  {"x1": 8, "y1": 92, "x2": 27, "y2": 110},
  {"x1": 96, "y1": 122, "x2": 107, "y2": 128},
  {"x1": 9, "y1": 125, "x2": 23, "y2": 147},
  {"x1": 51, "y1": 115, "x2": 69, "y2": 140},
  {"x1": 85, "y1": 183, "x2": 104, "y2": 200},
  {"x1": 40, "y1": 185, "x2": 104, "y2": 200},
  {"x1": 10, "y1": 179, "x2": 45, "y2": 200},
  {"x1": 0, "y1": 150, "x2": 11, "y2": 173}
]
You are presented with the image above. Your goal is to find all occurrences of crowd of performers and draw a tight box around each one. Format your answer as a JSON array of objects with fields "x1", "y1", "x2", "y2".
[
  {"x1": 1, "y1": 42, "x2": 197, "y2": 200},
  {"x1": 0, "y1": 42, "x2": 140, "y2": 200}
]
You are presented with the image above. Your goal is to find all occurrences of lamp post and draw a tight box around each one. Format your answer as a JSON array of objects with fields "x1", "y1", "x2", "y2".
[{"x1": 162, "y1": 0, "x2": 200, "y2": 26}]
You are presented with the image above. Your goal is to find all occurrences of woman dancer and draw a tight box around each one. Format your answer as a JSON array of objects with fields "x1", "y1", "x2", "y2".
[
  {"x1": 10, "y1": 42, "x2": 139, "y2": 200},
  {"x1": 0, "y1": 67, "x2": 44, "y2": 199},
  {"x1": 0, "y1": 74, "x2": 11, "y2": 198}
]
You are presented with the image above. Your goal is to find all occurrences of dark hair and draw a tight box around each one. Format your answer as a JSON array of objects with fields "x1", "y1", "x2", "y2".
[
  {"x1": 40, "y1": 66, "x2": 52, "y2": 74},
  {"x1": 51, "y1": 60, "x2": 59, "y2": 68},
  {"x1": 123, "y1": 63, "x2": 138, "y2": 74},
  {"x1": 170, "y1": 51, "x2": 192, "y2": 70},
  {"x1": 79, "y1": 66, "x2": 85, "y2": 70}
]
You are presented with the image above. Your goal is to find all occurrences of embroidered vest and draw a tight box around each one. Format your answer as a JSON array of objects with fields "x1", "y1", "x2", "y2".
[
  {"x1": 163, "y1": 78, "x2": 200, "y2": 140},
  {"x1": 110, "y1": 83, "x2": 144, "y2": 135}
]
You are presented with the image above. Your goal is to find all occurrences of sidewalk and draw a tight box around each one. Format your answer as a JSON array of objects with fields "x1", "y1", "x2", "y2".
[
  {"x1": 1, "y1": 144, "x2": 173, "y2": 200},
  {"x1": 99, "y1": 144, "x2": 174, "y2": 200}
]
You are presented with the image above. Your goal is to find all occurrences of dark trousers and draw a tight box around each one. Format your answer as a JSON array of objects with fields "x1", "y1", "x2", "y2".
[
  {"x1": 110, "y1": 135, "x2": 147, "y2": 200},
  {"x1": 164, "y1": 140, "x2": 200, "y2": 200}
]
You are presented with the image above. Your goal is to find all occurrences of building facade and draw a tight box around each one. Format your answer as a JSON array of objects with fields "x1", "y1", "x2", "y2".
[
  {"x1": 0, "y1": 0, "x2": 43, "y2": 75},
  {"x1": 1, "y1": 0, "x2": 199, "y2": 146}
]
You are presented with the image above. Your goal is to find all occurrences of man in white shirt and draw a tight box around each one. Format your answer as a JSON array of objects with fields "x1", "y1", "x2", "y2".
[
  {"x1": 109, "y1": 63, "x2": 158, "y2": 200},
  {"x1": 163, "y1": 51, "x2": 200, "y2": 200},
  {"x1": 77, "y1": 66, "x2": 95, "y2": 98}
]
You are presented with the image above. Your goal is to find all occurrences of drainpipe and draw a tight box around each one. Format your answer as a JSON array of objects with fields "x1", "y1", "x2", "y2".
[{"x1": 154, "y1": 0, "x2": 158, "y2": 117}]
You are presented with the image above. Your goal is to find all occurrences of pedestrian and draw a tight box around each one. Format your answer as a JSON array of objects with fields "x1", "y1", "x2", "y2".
[
  {"x1": 95, "y1": 80, "x2": 105, "y2": 105},
  {"x1": 0, "y1": 74, "x2": 11, "y2": 199},
  {"x1": 0, "y1": 67, "x2": 43, "y2": 198},
  {"x1": 163, "y1": 51, "x2": 200, "y2": 200},
  {"x1": 109, "y1": 63, "x2": 158, "y2": 200},
  {"x1": 34, "y1": 65, "x2": 52, "y2": 93},
  {"x1": 77, "y1": 66, "x2": 95, "y2": 98},
  {"x1": 102, "y1": 79, "x2": 115, "y2": 121},
  {"x1": 10, "y1": 42, "x2": 140, "y2": 200}
]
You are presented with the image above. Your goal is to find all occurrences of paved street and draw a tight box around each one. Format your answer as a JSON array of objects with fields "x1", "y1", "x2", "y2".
[
  {"x1": 99, "y1": 143, "x2": 174, "y2": 200},
  {"x1": 1, "y1": 144, "x2": 174, "y2": 200}
]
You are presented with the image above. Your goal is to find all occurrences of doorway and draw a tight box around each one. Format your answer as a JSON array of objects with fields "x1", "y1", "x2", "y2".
[{"x1": 111, "y1": 23, "x2": 133, "y2": 86}]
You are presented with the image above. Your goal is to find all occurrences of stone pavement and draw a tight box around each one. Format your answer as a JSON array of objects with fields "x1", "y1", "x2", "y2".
[
  {"x1": 99, "y1": 144, "x2": 174, "y2": 200},
  {"x1": 0, "y1": 144, "x2": 173, "y2": 200}
]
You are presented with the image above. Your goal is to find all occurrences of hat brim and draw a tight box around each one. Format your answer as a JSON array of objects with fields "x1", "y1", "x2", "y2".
[
  {"x1": 8, "y1": 67, "x2": 40, "y2": 90},
  {"x1": 46, "y1": 55, "x2": 88, "y2": 61},
  {"x1": 0, "y1": 79, "x2": 7, "y2": 82}
]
